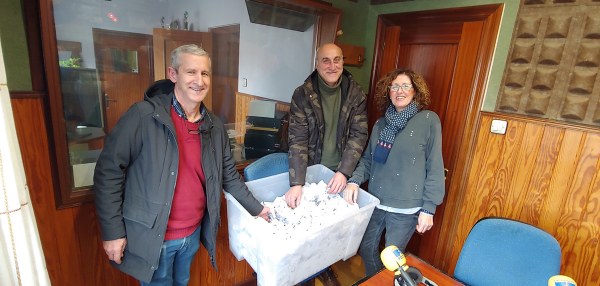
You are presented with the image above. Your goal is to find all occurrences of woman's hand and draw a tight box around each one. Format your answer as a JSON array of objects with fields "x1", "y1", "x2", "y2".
[
  {"x1": 416, "y1": 212, "x2": 434, "y2": 233},
  {"x1": 344, "y1": 183, "x2": 359, "y2": 205}
]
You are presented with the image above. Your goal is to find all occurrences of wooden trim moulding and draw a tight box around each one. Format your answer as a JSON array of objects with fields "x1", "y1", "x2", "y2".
[
  {"x1": 22, "y1": 0, "x2": 46, "y2": 91},
  {"x1": 39, "y1": 0, "x2": 94, "y2": 208},
  {"x1": 481, "y1": 111, "x2": 600, "y2": 135},
  {"x1": 9, "y1": 91, "x2": 46, "y2": 99}
]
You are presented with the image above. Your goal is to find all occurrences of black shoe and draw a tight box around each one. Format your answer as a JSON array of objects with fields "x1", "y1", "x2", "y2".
[{"x1": 316, "y1": 268, "x2": 340, "y2": 286}]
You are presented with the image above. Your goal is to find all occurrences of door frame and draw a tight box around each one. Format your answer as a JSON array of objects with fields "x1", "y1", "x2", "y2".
[{"x1": 368, "y1": 4, "x2": 503, "y2": 270}]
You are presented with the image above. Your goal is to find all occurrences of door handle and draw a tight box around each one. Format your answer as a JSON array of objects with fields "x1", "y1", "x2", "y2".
[{"x1": 444, "y1": 168, "x2": 449, "y2": 179}]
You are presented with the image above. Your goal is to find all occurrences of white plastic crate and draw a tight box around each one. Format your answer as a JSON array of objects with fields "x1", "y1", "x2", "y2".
[{"x1": 225, "y1": 164, "x2": 380, "y2": 286}]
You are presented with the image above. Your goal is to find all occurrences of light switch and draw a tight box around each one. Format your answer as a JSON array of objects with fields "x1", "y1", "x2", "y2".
[
  {"x1": 490, "y1": 119, "x2": 508, "y2": 135},
  {"x1": 242, "y1": 78, "x2": 248, "y2": 87}
]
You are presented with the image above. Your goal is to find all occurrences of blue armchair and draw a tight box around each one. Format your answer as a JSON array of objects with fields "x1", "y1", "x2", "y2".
[
  {"x1": 454, "y1": 217, "x2": 561, "y2": 286},
  {"x1": 243, "y1": 152, "x2": 289, "y2": 181}
]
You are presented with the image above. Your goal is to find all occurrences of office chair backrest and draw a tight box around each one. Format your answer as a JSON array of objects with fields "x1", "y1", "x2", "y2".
[
  {"x1": 243, "y1": 152, "x2": 289, "y2": 181},
  {"x1": 454, "y1": 217, "x2": 561, "y2": 286}
]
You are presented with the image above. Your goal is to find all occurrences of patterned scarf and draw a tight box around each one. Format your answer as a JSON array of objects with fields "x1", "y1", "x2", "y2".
[{"x1": 373, "y1": 101, "x2": 419, "y2": 163}]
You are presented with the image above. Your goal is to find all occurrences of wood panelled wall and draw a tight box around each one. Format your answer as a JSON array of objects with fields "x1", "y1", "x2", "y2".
[
  {"x1": 10, "y1": 95, "x2": 255, "y2": 285},
  {"x1": 11, "y1": 100, "x2": 600, "y2": 285},
  {"x1": 446, "y1": 112, "x2": 600, "y2": 285},
  {"x1": 11, "y1": 97, "x2": 600, "y2": 285}
]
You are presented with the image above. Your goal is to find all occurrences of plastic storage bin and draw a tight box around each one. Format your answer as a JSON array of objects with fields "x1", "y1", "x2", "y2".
[{"x1": 225, "y1": 164, "x2": 380, "y2": 286}]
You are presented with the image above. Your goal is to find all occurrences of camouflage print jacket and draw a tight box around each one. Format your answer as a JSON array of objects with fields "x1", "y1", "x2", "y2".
[{"x1": 288, "y1": 69, "x2": 368, "y2": 186}]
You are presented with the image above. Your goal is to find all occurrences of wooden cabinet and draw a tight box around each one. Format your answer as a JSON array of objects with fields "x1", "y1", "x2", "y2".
[
  {"x1": 338, "y1": 43, "x2": 365, "y2": 66},
  {"x1": 152, "y1": 28, "x2": 213, "y2": 108},
  {"x1": 152, "y1": 28, "x2": 212, "y2": 79}
]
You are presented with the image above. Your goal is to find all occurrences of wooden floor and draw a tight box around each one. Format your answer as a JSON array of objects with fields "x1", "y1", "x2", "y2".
[
  {"x1": 237, "y1": 255, "x2": 367, "y2": 286},
  {"x1": 316, "y1": 255, "x2": 366, "y2": 286}
]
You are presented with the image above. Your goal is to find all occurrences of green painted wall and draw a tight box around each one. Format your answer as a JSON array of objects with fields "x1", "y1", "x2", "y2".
[
  {"x1": 325, "y1": 0, "x2": 371, "y2": 87},
  {"x1": 0, "y1": 0, "x2": 32, "y2": 91},
  {"x1": 330, "y1": 0, "x2": 520, "y2": 111}
]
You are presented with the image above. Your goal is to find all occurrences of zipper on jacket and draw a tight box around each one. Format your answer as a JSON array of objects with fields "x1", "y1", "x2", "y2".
[
  {"x1": 153, "y1": 112, "x2": 179, "y2": 241},
  {"x1": 158, "y1": 114, "x2": 179, "y2": 198},
  {"x1": 342, "y1": 106, "x2": 356, "y2": 149}
]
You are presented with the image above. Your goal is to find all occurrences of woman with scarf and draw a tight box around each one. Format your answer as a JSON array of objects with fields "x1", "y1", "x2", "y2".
[{"x1": 344, "y1": 68, "x2": 445, "y2": 276}]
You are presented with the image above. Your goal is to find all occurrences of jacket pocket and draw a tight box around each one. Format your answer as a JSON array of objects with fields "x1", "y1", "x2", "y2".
[
  {"x1": 123, "y1": 205, "x2": 158, "y2": 229},
  {"x1": 123, "y1": 204, "x2": 160, "y2": 262}
]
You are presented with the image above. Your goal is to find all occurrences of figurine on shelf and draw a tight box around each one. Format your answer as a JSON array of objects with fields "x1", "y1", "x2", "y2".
[
  {"x1": 184, "y1": 11, "x2": 189, "y2": 30},
  {"x1": 161, "y1": 16, "x2": 165, "y2": 28}
]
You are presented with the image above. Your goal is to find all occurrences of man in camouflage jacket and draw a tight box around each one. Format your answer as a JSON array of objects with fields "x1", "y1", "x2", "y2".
[{"x1": 285, "y1": 43, "x2": 368, "y2": 209}]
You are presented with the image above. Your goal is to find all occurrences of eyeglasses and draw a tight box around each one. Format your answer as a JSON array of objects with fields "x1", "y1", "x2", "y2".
[{"x1": 389, "y1": 84, "x2": 413, "y2": 92}]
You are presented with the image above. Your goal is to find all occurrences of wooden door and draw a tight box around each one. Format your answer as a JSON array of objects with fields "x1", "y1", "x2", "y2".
[
  {"x1": 210, "y1": 24, "x2": 240, "y2": 124},
  {"x1": 369, "y1": 5, "x2": 503, "y2": 266},
  {"x1": 153, "y1": 28, "x2": 213, "y2": 109},
  {"x1": 93, "y1": 29, "x2": 153, "y2": 133}
]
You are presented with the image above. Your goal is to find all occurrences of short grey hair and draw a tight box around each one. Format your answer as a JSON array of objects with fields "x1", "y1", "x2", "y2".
[{"x1": 170, "y1": 44, "x2": 211, "y2": 70}]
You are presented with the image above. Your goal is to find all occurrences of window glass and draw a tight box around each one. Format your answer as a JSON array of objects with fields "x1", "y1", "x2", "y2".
[{"x1": 53, "y1": 0, "x2": 318, "y2": 192}]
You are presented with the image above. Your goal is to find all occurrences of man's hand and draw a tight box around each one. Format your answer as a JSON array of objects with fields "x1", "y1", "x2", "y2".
[
  {"x1": 344, "y1": 183, "x2": 359, "y2": 205},
  {"x1": 284, "y1": 185, "x2": 303, "y2": 209},
  {"x1": 416, "y1": 212, "x2": 434, "y2": 234},
  {"x1": 257, "y1": 206, "x2": 271, "y2": 222},
  {"x1": 103, "y1": 237, "x2": 127, "y2": 264},
  {"x1": 327, "y1": 171, "x2": 347, "y2": 194}
]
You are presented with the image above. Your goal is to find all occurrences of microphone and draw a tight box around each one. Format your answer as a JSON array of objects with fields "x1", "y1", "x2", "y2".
[
  {"x1": 548, "y1": 275, "x2": 576, "y2": 286},
  {"x1": 380, "y1": 245, "x2": 418, "y2": 286}
]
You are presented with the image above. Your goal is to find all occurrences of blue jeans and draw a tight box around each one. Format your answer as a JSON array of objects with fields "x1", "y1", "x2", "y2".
[
  {"x1": 358, "y1": 208, "x2": 418, "y2": 276},
  {"x1": 140, "y1": 226, "x2": 201, "y2": 286}
]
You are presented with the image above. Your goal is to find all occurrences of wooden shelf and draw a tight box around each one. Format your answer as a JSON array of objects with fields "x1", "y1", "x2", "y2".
[{"x1": 338, "y1": 43, "x2": 365, "y2": 66}]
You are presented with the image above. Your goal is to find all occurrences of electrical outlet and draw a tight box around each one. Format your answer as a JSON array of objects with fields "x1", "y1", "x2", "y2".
[{"x1": 490, "y1": 119, "x2": 508, "y2": 135}]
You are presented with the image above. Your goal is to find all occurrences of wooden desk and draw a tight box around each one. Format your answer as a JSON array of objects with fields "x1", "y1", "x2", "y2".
[{"x1": 355, "y1": 254, "x2": 463, "y2": 286}]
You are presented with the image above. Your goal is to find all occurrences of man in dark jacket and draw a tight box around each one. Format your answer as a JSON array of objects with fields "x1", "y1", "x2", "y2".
[
  {"x1": 94, "y1": 44, "x2": 269, "y2": 285},
  {"x1": 285, "y1": 43, "x2": 368, "y2": 286}
]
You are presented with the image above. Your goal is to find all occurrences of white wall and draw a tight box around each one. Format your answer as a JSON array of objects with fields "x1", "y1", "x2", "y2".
[
  {"x1": 188, "y1": 0, "x2": 314, "y2": 102},
  {"x1": 53, "y1": 0, "x2": 314, "y2": 103}
]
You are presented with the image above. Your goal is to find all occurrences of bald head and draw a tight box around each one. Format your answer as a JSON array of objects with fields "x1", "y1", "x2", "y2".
[
  {"x1": 316, "y1": 43, "x2": 344, "y2": 86},
  {"x1": 316, "y1": 43, "x2": 343, "y2": 60}
]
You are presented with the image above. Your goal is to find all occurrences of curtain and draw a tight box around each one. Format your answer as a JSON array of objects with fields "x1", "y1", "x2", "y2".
[{"x1": 0, "y1": 41, "x2": 51, "y2": 286}]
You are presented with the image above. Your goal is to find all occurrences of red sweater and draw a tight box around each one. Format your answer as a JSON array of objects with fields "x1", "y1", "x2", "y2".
[{"x1": 165, "y1": 108, "x2": 206, "y2": 240}]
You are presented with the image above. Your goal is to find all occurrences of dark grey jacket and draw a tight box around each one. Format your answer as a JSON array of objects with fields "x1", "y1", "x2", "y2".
[
  {"x1": 288, "y1": 69, "x2": 368, "y2": 185},
  {"x1": 349, "y1": 110, "x2": 445, "y2": 214},
  {"x1": 93, "y1": 80, "x2": 264, "y2": 282}
]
